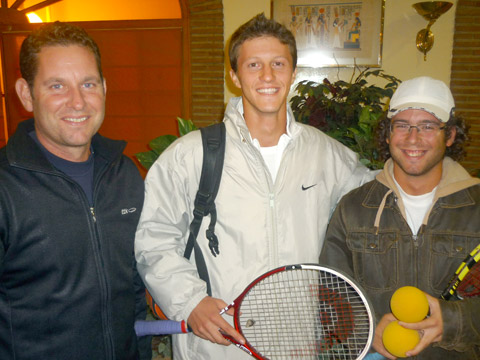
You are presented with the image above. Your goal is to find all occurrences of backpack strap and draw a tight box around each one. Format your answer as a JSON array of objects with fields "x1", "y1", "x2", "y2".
[{"x1": 183, "y1": 122, "x2": 226, "y2": 296}]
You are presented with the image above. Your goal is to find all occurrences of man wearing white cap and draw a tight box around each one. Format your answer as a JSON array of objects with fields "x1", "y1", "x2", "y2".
[{"x1": 320, "y1": 76, "x2": 480, "y2": 359}]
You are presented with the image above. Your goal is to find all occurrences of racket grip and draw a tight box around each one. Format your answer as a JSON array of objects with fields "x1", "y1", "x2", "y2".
[{"x1": 134, "y1": 320, "x2": 190, "y2": 336}]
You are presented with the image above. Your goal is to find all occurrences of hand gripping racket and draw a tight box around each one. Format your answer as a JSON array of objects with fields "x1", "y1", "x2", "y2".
[
  {"x1": 136, "y1": 263, "x2": 375, "y2": 360},
  {"x1": 441, "y1": 243, "x2": 480, "y2": 300}
]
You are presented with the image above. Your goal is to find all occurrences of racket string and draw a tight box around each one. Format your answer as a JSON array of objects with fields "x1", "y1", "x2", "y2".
[
  {"x1": 457, "y1": 262, "x2": 480, "y2": 298},
  {"x1": 237, "y1": 268, "x2": 372, "y2": 359},
  {"x1": 443, "y1": 246, "x2": 480, "y2": 300}
]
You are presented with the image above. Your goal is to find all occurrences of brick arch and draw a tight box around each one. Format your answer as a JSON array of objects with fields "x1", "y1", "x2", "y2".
[
  {"x1": 181, "y1": 0, "x2": 225, "y2": 126},
  {"x1": 450, "y1": 0, "x2": 480, "y2": 174}
]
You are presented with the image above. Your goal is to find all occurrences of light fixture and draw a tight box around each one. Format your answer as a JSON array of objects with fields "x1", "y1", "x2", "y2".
[
  {"x1": 0, "y1": 0, "x2": 61, "y2": 26},
  {"x1": 26, "y1": 12, "x2": 43, "y2": 23},
  {"x1": 412, "y1": 1, "x2": 453, "y2": 61}
]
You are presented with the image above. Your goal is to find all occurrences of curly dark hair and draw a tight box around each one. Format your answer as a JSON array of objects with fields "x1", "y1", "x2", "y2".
[
  {"x1": 229, "y1": 13, "x2": 297, "y2": 73},
  {"x1": 376, "y1": 113, "x2": 469, "y2": 162},
  {"x1": 20, "y1": 21, "x2": 103, "y2": 90}
]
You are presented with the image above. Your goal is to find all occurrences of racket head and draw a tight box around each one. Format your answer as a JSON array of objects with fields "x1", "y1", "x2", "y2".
[
  {"x1": 456, "y1": 263, "x2": 480, "y2": 298},
  {"x1": 226, "y1": 263, "x2": 375, "y2": 360},
  {"x1": 442, "y1": 244, "x2": 480, "y2": 300}
]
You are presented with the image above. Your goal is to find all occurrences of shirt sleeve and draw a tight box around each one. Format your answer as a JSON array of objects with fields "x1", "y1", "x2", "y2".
[
  {"x1": 438, "y1": 294, "x2": 480, "y2": 351},
  {"x1": 319, "y1": 199, "x2": 355, "y2": 278},
  {"x1": 134, "y1": 138, "x2": 208, "y2": 323},
  {"x1": 327, "y1": 138, "x2": 377, "y2": 219}
]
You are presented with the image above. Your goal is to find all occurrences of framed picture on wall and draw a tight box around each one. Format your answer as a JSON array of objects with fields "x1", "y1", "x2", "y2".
[{"x1": 271, "y1": 0, "x2": 385, "y2": 67}]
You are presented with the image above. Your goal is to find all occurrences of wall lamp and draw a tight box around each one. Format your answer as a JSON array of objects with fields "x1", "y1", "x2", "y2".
[{"x1": 412, "y1": 1, "x2": 453, "y2": 61}]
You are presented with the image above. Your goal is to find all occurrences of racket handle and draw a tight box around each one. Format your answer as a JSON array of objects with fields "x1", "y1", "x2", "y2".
[
  {"x1": 134, "y1": 320, "x2": 190, "y2": 336},
  {"x1": 363, "y1": 352, "x2": 387, "y2": 360}
]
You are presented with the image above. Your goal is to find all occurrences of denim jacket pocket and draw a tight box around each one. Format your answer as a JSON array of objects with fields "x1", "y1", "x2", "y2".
[
  {"x1": 347, "y1": 231, "x2": 398, "y2": 291},
  {"x1": 429, "y1": 233, "x2": 479, "y2": 293}
]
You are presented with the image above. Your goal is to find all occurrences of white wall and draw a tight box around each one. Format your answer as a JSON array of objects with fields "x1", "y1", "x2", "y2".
[{"x1": 223, "y1": 0, "x2": 458, "y2": 102}]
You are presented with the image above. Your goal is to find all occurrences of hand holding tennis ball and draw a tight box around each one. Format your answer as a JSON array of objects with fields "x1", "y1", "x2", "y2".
[
  {"x1": 390, "y1": 286, "x2": 429, "y2": 323},
  {"x1": 382, "y1": 320, "x2": 421, "y2": 358},
  {"x1": 382, "y1": 286, "x2": 428, "y2": 358}
]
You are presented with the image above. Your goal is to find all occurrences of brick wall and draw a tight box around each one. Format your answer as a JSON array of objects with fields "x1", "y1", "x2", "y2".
[
  {"x1": 187, "y1": 0, "x2": 225, "y2": 127},
  {"x1": 450, "y1": 0, "x2": 480, "y2": 174}
]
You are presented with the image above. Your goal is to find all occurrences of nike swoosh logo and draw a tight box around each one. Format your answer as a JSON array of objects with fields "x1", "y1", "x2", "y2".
[{"x1": 302, "y1": 184, "x2": 317, "y2": 191}]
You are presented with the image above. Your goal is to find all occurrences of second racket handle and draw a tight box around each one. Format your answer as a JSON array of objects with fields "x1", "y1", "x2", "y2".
[{"x1": 134, "y1": 320, "x2": 190, "y2": 336}]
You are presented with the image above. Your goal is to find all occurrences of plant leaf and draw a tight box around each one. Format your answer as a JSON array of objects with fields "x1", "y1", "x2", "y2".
[
  {"x1": 135, "y1": 150, "x2": 161, "y2": 170},
  {"x1": 149, "y1": 134, "x2": 178, "y2": 154},
  {"x1": 177, "y1": 117, "x2": 197, "y2": 137}
]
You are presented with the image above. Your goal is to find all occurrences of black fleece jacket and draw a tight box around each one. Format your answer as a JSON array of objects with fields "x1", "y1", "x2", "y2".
[{"x1": 0, "y1": 119, "x2": 148, "y2": 360}]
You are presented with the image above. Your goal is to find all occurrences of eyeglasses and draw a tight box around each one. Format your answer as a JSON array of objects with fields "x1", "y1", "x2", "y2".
[{"x1": 390, "y1": 121, "x2": 446, "y2": 136}]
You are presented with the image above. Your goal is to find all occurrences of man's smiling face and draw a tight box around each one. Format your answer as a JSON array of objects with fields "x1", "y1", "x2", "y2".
[
  {"x1": 229, "y1": 36, "x2": 296, "y2": 121},
  {"x1": 388, "y1": 109, "x2": 455, "y2": 192},
  {"x1": 17, "y1": 44, "x2": 106, "y2": 162}
]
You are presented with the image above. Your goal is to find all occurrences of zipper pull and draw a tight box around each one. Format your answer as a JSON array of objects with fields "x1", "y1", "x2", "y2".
[
  {"x1": 90, "y1": 207, "x2": 97, "y2": 222},
  {"x1": 412, "y1": 233, "x2": 420, "y2": 248},
  {"x1": 269, "y1": 193, "x2": 274, "y2": 207}
]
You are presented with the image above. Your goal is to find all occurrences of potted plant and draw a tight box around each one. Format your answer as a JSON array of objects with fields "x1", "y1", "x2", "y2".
[{"x1": 290, "y1": 69, "x2": 401, "y2": 169}]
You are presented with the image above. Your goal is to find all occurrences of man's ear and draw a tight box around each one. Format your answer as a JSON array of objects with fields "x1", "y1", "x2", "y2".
[
  {"x1": 446, "y1": 126, "x2": 456, "y2": 147},
  {"x1": 229, "y1": 69, "x2": 241, "y2": 89},
  {"x1": 15, "y1": 78, "x2": 34, "y2": 112},
  {"x1": 291, "y1": 67, "x2": 297, "y2": 84},
  {"x1": 103, "y1": 78, "x2": 107, "y2": 95}
]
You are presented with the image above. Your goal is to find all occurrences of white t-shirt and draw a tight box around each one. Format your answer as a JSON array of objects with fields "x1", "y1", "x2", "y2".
[
  {"x1": 394, "y1": 178, "x2": 437, "y2": 235},
  {"x1": 253, "y1": 135, "x2": 291, "y2": 183},
  {"x1": 250, "y1": 114, "x2": 292, "y2": 183}
]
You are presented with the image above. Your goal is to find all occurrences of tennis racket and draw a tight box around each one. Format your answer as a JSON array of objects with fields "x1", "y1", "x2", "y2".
[
  {"x1": 441, "y1": 243, "x2": 480, "y2": 300},
  {"x1": 136, "y1": 263, "x2": 375, "y2": 360}
]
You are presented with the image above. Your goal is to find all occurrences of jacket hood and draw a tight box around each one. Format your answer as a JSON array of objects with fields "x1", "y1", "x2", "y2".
[
  {"x1": 373, "y1": 157, "x2": 480, "y2": 232},
  {"x1": 6, "y1": 118, "x2": 126, "y2": 172}
]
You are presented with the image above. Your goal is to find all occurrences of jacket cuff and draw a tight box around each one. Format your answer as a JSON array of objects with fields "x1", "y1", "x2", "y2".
[
  {"x1": 180, "y1": 292, "x2": 209, "y2": 323},
  {"x1": 438, "y1": 300, "x2": 462, "y2": 350}
]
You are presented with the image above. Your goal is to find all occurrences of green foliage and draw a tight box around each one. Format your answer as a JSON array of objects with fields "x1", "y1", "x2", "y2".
[
  {"x1": 290, "y1": 69, "x2": 401, "y2": 169},
  {"x1": 135, "y1": 117, "x2": 198, "y2": 170}
]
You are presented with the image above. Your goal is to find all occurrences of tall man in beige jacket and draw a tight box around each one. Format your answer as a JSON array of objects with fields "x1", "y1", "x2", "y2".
[{"x1": 136, "y1": 13, "x2": 373, "y2": 360}]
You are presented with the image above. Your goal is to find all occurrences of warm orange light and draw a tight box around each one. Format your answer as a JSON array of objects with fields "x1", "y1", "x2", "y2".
[{"x1": 26, "y1": 12, "x2": 43, "y2": 23}]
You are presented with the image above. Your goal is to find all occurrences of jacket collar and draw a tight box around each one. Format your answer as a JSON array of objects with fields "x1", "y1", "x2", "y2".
[
  {"x1": 376, "y1": 157, "x2": 480, "y2": 200},
  {"x1": 371, "y1": 157, "x2": 480, "y2": 233},
  {"x1": 223, "y1": 97, "x2": 303, "y2": 144},
  {"x1": 6, "y1": 118, "x2": 126, "y2": 172}
]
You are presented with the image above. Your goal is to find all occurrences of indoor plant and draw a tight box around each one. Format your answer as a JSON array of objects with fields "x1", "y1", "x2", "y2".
[
  {"x1": 135, "y1": 117, "x2": 197, "y2": 170},
  {"x1": 290, "y1": 69, "x2": 401, "y2": 169}
]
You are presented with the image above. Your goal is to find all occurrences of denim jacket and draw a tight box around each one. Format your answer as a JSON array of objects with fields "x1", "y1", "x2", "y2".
[{"x1": 321, "y1": 157, "x2": 480, "y2": 359}]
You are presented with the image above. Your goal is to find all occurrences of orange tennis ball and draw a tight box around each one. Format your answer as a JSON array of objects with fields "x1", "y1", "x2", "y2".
[
  {"x1": 383, "y1": 320, "x2": 420, "y2": 358},
  {"x1": 391, "y1": 286, "x2": 429, "y2": 323}
]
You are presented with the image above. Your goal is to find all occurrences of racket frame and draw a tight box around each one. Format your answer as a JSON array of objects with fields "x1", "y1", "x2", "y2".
[{"x1": 219, "y1": 263, "x2": 375, "y2": 360}]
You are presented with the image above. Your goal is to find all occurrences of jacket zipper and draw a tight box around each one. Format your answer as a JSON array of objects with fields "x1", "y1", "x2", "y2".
[
  {"x1": 89, "y1": 169, "x2": 116, "y2": 360},
  {"x1": 264, "y1": 140, "x2": 293, "y2": 268},
  {"x1": 246, "y1": 136, "x2": 280, "y2": 268},
  {"x1": 64, "y1": 172, "x2": 115, "y2": 359},
  {"x1": 269, "y1": 192, "x2": 279, "y2": 266},
  {"x1": 90, "y1": 207, "x2": 97, "y2": 222},
  {"x1": 412, "y1": 233, "x2": 419, "y2": 247}
]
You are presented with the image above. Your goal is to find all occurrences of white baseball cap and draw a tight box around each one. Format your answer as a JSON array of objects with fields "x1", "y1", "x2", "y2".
[{"x1": 387, "y1": 76, "x2": 455, "y2": 123}]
